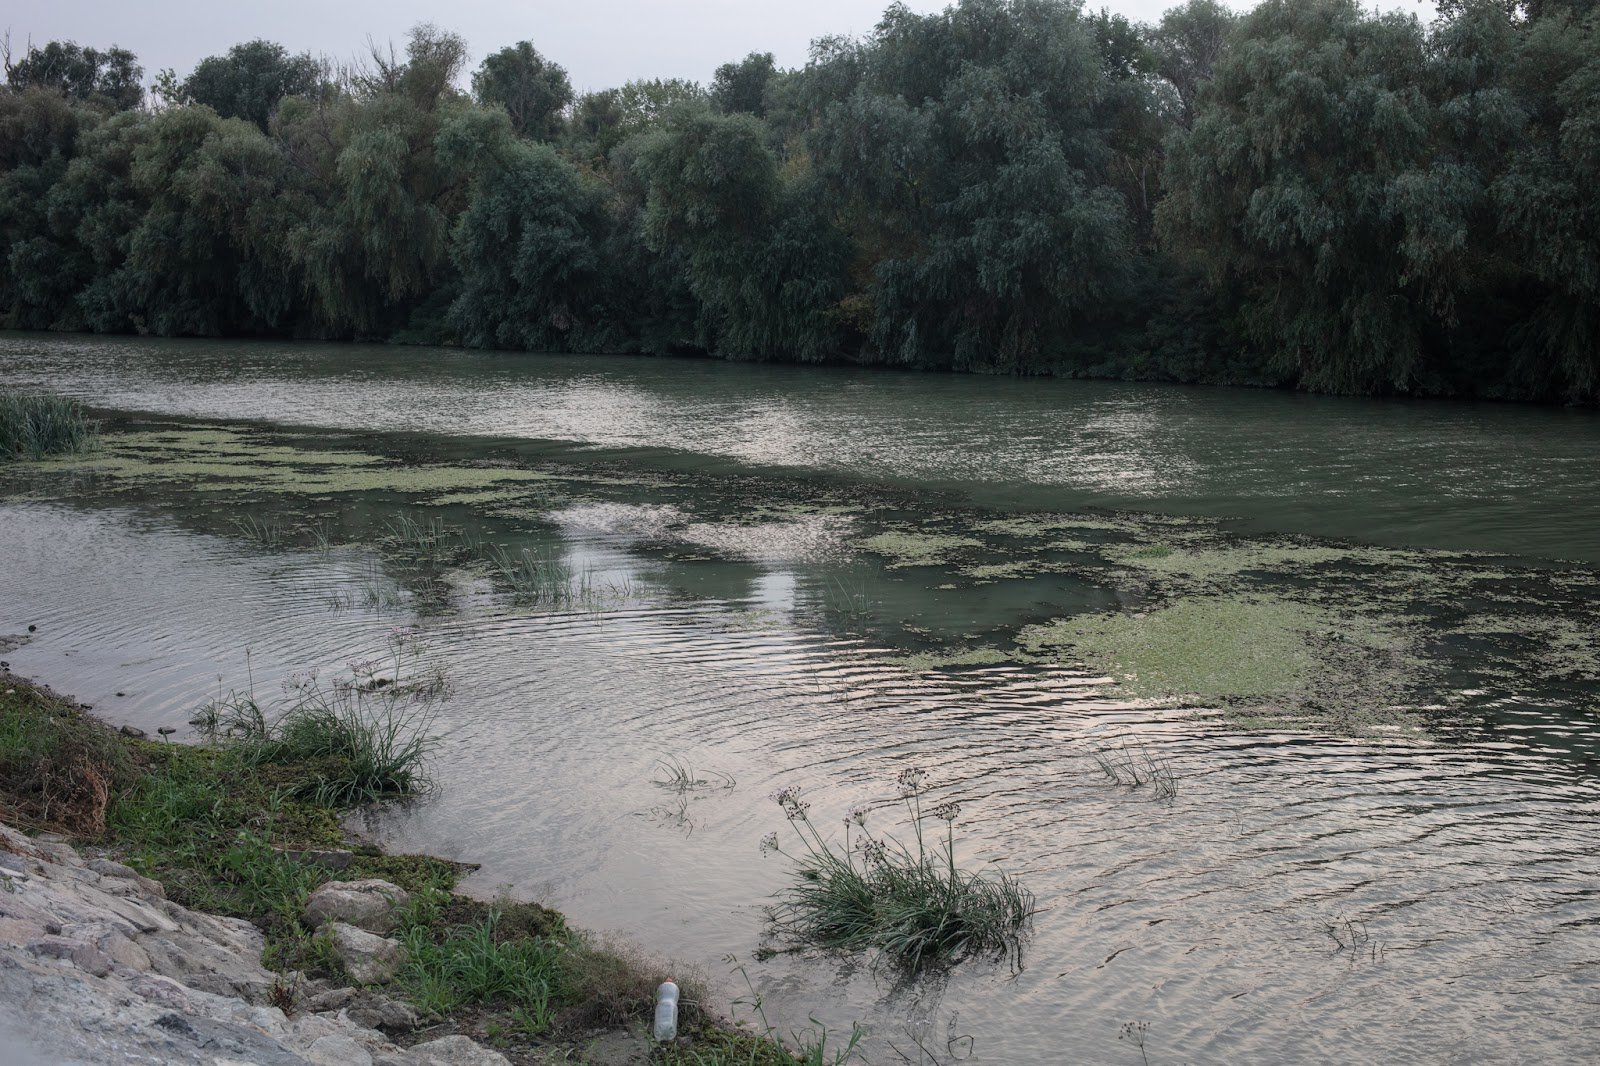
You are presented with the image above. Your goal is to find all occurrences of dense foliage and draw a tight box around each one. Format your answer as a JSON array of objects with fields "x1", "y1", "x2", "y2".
[{"x1": 2, "y1": 0, "x2": 1597, "y2": 400}]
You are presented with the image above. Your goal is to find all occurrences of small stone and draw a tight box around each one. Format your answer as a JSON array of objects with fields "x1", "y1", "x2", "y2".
[
  {"x1": 326, "y1": 922, "x2": 405, "y2": 985},
  {"x1": 118, "y1": 725, "x2": 147, "y2": 739},
  {"x1": 275, "y1": 846, "x2": 355, "y2": 872},
  {"x1": 305, "y1": 879, "x2": 410, "y2": 935},
  {"x1": 403, "y1": 1035, "x2": 513, "y2": 1066},
  {"x1": 306, "y1": 1034, "x2": 375, "y2": 1066},
  {"x1": 87, "y1": 858, "x2": 140, "y2": 881},
  {"x1": 303, "y1": 986, "x2": 359, "y2": 1013}
]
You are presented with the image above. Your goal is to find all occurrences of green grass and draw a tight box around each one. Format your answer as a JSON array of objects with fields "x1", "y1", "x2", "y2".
[
  {"x1": 0, "y1": 393, "x2": 98, "y2": 460},
  {"x1": 763, "y1": 771, "x2": 1033, "y2": 971},
  {"x1": 398, "y1": 911, "x2": 562, "y2": 1020},
  {"x1": 0, "y1": 675, "x2": 824, "y2": 1062}
]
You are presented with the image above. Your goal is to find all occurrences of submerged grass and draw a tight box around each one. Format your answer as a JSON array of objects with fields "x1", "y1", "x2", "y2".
[
  {"x1": 763, "y1": 769, "x2": 1033, "y2": 971},
  {"x1": 0, "y1": 393, "x2": 98, "y2": 460}
]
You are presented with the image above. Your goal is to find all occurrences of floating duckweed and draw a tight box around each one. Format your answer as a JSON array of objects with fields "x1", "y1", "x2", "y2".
[
  {"x1": 18, "y1": 425, "x2": 556, "y2": 500},
  {"x1": 858, "y1": 530, "x2": 982, "y2": 568},
  {"x1": 1020, "y1": 595, "x2": 1410, "y2": 716},
  {"x1": 895, "y1": 647, "x2": 1012, "y2": 671}
]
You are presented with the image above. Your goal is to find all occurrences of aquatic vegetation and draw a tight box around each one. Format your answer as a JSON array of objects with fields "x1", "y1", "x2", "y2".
[
  {"x1": 16, "y1": 423, "x2": 555, "y2": 501},
  {"x1": 1086, "y1": 742, "x2": 1176, "y2": 800},
  {"x1": 0, "y1": 393, "x2": 99, "y2": 461},
  {"x1": 1325, "y1": 913, "x2": 1387, "y2": 963},
  {"x1": 1020, "y1": 594, "x2": 1424, "y2": 734},
  {"x1": 893, "y1": 647, "x2": 1011, "y2": 672},
  {"x1": 857, "y1": 531, "x2": 982, "y2": 569},
  {"x1": 762, "y1": 769, "x2": 1033, "y2": 970},
  {"x1": 653, "y1": 756, "x2": 736, "y2": 794},
  {"x1": 482, "y1": 542, "x2": 595, "y2": 607},
  {"x1": 229, "y1": 513, "x2": 288, "y2": 549}
]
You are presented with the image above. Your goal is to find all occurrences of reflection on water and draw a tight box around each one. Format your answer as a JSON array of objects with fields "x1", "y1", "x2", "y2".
[
  {"x1": 3, "y1": 502, "x2": 1599, "y2": 1064},
  {"x1": 4, "y1": 331, "x2": 1600, "y2": 1063},
  {"x1": 4, "y1": 332, "x2": 1600, "y2": 559}
]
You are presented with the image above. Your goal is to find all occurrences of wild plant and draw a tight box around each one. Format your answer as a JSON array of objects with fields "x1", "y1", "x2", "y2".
[
  {"x1": 762, "y1": 768, "x2": 1034, "y2": 971},
  {"x1": 385, "y1": 513, "x2": 457, "y2": 565},
  {"x1": 230, "y1": 513, "x2": 286, "y2": 549},
  {"x1": 482, "y1": 542, "x2": 597, "y2": 607},
  {"x1": 0, "y1": 393, "x2": 98, "y2": 460},
  {"x1": 653, "y1": 756, "x2": 736, "y2": 794},
  {"x1": 672, "y1": 957, "x2": 864, "y2": 1065},
  {"x1": 1087, "y1": 742, "x2": 1177, "y2": 800},
  {"x1": 191, "y1": 632, "x2": 441, "y2": 805},
  {"x1": 1325, "y1": 913, "x2": 1387, "y2": 962},
  {"x1": 1119, "y1": 1021, "x2": 1151, "y2": 1066}
]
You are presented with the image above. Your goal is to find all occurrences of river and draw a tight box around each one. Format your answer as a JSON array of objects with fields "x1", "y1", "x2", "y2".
[{"x1": 2, "y1": 332, "x2": 1598, "y2": 1064}]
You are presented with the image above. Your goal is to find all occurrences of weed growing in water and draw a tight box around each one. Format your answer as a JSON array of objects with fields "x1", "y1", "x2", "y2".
[
  {"x1": 230, "y1": 513, "x2": 287, "y2": 549},
  {"x1": 1325, "y1": 913, "x2": 1387, "y2": 962},
  {"x1": 762, "y1": 769, "x2": 1034, "y2": 970},
  {"x1": 1087, "y1": 742, "x2": 1177, "y2": 800},
  {"x1": 386, "y1": 513, "x2": 457, "y2": 565},
  {"x1": 193, "y1": 632, "x2": 441, "y2": 805},
  {"x1": 0, "y1": 393, "x2": 98, "y2": 460},
  {"x1": 483, "y1": 543, "x2": 598, "y2": 607},
  {"x1": 653, "y1": 756, "x2": 737, "y2": 793}
]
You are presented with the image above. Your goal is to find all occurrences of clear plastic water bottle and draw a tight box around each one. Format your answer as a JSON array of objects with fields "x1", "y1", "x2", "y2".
[{"x1": 652, "y1": 979, "x2": 680, "y2": 1042}]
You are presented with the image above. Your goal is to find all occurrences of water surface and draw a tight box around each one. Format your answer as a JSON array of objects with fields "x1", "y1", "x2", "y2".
[{"x1": 2, "y1": 334, "x2": 1599, "y2": 1064}]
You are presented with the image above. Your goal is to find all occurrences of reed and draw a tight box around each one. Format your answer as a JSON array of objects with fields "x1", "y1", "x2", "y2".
[{"x1": 0, "y1": 392, "x2": 98, "y2": 460}]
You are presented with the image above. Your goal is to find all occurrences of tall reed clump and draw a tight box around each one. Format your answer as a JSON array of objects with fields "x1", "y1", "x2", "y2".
[
  {"x1": 762, "y1": 768, "x2": 1034, "y2": 971},
  {"x1": 0, "y1": 392, "x2": 98, "y2": 460}
]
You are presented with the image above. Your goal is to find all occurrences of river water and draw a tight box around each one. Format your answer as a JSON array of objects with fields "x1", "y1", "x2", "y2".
[{"x1": 2, "y1": 333, "x2": 1598, "y2": 1064}]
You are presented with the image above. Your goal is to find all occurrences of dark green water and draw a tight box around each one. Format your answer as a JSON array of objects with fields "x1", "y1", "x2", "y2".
[
  {"x1": 2, "y1": 333, "x2": 1599, "y2": 1065},
  {"x1": 3, "y1": 331, "x2": 1599, "y2": 560}
]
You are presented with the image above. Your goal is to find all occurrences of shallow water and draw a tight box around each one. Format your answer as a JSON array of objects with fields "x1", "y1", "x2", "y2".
[{"x1": 3, "y1": 334, "x2": 1600, "y2": 1064}]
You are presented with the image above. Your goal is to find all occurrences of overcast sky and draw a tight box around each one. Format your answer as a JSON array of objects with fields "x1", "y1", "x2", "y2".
[{"x1": 7, "y1": 0, "x2": 1431, "y2": 95}]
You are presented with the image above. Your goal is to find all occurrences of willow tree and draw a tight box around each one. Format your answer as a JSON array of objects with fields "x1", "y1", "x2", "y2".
[
  {"x1": 0, "y1": 89, "x2": 90, "y2": 327},
  {"x1": 804, "y1": 0, "x2": 1139, "y2": 371},
  {"x1": 633, "y1": 108, "x2": 850, "y2": 361},
  {"x1": 471, "y1": 42, "x2": 572, "y2": 141},
  {"x1": 447, "y1": 108, "x2": 622, "y2": 351},
  {"x1": 180, "y1": 40, "x2": 323, "y2": 132},
  {"x1": 1158, "y1": 0, "x2": 1454, "y2": 394},
  {"x1": 278, "y1": 25, "x2": 472, "y2": 338}
]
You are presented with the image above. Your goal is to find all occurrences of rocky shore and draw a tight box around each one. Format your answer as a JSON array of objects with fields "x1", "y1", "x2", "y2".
[{"x1": 0, "y1": 820, "x2": 555, "y2": 1066}]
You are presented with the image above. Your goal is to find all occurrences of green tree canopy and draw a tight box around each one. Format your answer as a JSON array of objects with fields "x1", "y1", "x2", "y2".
[
  {"x1": 472, "y1": 41, "x2": 572, "y2": 140},
  {"x1": 180, "y1": 40, "x2": 323, "y2": 132}
]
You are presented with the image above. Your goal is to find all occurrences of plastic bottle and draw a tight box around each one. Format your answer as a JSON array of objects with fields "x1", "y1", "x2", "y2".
[{"x1": 652, "y1": 979, "x2": 680, "y2": 1042}]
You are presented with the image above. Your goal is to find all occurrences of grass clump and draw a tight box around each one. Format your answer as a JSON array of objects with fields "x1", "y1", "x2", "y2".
[
  {"x1": 0, "y1": 393, "x2": 98, "y2": 460},
  {"x1": 0, "y1": 678, "x2": 135, "y2": 833},
  {"x1": 762, "y1": 769, "x2": 1033, "y2": 971}
]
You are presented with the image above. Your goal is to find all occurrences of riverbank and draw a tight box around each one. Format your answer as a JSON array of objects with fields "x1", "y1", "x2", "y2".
[{"x1": 0, "y1": 671, "x2": 817, "y2": 1066}]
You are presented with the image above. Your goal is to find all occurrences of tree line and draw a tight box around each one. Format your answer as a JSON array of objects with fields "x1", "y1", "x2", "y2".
[{"x1": 1, "y1": 0, "x2": 1596, "y2": 401}]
